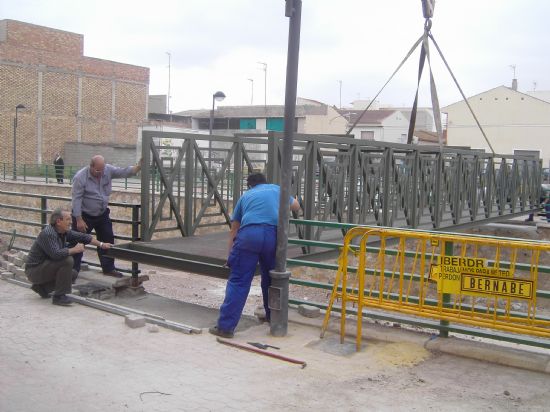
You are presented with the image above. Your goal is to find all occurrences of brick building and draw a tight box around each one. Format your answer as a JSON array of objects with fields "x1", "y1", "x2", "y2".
[{"x1": 0, "y1": 19, "x2": 149, "y2": 166}]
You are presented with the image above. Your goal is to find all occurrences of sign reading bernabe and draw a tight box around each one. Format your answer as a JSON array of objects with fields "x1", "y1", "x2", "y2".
[{"x1": 429, "y1": 255, "x2": 533, "y2": 300}]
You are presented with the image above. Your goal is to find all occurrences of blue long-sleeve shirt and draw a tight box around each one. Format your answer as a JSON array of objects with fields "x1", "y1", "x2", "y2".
[
  {"x1": 72, "y1": 164, "x2": 136, "y2": 217},
  {"x1": 26, "y1": 225, "x2": 92, "y2": 268}
]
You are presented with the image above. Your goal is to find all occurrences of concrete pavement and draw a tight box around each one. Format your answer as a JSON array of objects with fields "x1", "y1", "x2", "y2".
[{"x1": 2, "y1": 279, "x2": 550, "y2": 412}]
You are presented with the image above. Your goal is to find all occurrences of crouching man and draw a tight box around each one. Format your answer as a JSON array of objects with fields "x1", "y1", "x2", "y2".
[{"x1": 25, "y1": 207, "x2": 112, "y2": 306}]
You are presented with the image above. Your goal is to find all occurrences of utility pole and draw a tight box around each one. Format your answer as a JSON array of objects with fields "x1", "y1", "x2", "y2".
[
  {"x1": 270, "y1": 0, "x2": 302, "y2": 338},
  {"x1": 166, "y1": 52, "x2": 171, "y2": 114},
  {"x1": 258, "y1": 62, "x2": 267, "y2": 108}
]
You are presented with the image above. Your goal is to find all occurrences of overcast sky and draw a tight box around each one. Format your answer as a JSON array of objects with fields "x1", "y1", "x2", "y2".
[{"x1": 2, "y1": 0, "x2": 549, "y2": 112}]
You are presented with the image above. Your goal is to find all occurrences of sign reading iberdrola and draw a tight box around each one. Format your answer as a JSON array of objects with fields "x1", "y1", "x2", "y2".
[{"x1": 429, "y1": 255, "x2": 533, "y2": 300}]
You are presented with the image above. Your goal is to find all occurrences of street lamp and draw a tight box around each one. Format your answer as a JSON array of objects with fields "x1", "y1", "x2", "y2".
[
  {"x1": 248, "y1": 78, "x2": 254, "y2": 105},
  {"x1": 13, "y1": 104, "x2": 25, "y2": 180},
  {"x1": 209, "y1": 91, "x2": 226, "y2": 171},
  {"x1": 257, "y1": 62, "x2": 267, "y2": 108}
]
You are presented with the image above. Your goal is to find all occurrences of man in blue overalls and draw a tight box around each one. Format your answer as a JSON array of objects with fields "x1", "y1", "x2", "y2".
[{"x1": 209, "y1": 173, "x2": 300, "y2": 338}]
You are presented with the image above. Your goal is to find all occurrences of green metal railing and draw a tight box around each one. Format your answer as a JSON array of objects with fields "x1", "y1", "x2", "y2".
[
  {"x1": 0, "y1": 190, "x2": 141, "y2": 277},
  {"x1": 0, "y1": 163, "x2": 141, "y2": 190},
  {"x1": 287, "y1": 218, "x2": 550, "y2": 349}
]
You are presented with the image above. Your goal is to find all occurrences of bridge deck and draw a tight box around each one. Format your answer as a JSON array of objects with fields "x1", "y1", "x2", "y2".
[{"x1": 110, "y1": 230, "x2": 340, "y2": 279}]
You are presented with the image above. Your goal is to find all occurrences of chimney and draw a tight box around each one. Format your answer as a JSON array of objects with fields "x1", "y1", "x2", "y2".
[{"x1": 512, "y1": 78, "x2": 518, "y2": 91}]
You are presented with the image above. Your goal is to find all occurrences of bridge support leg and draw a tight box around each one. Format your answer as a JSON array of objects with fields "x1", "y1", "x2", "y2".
[{"x1": 269, "y1": 270, "x2": 291, "y2": 337}]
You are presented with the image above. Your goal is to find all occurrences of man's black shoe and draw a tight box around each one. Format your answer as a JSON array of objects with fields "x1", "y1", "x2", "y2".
[
  {"x1": 31, "y1": 284, "x2": 50, "y2": 299},
  {"x1": 52, "y1": 294, "x2": 72, "y2": 306},
  {"x1": 103, "y1": 270, "x2": 124, "y2": 278},
  {"x1": 208, "y1": 326, "x2": 234, "y2": 338}
]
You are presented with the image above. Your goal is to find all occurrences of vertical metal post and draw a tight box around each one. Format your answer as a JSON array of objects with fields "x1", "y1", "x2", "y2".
[
  {"x1": 141, "y1": 133, "x2": 151, "y2": 241},
  {"x1": 304, "y1": 140, "x2": 316, "y2": 246},
  {"x1": 382, "y1": 147, "x2": 393, "y2": 227},
  {"x1": 440, "y1": 240, "x2": 453, "y2": 337},
  {"x1": 270, "y1": 0, "x2": 302, "y2": 337},
  {"x1": 40, "y1": 197, "x2": 47, "y2": 227},
  {"x1": 410, "y1": 150, "x2": 419, "y2": 228},
  {"x1": 433, "y1": 153, "x2": 443, "y2": 227},
  {"x1": 266, "y1": 131, "x2": 277, "y2": 183},
  {"x1": 348, "y1": 143, "x2": 358, "y2": 224},
  {"x1": 131, "y1": 205, "x2": 140, "y2": 281},
  {"x1": 485, "y1": 157, "x2": 494, "y2": 218},
  {"x1": 232, "y1": 140, "x2": 243, "y2": 209},
  {"x1": 183, "y1": 138, "x2": 194, "y2": 236}
]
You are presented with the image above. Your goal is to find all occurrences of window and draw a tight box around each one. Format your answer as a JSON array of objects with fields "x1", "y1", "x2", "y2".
[
  {"x1": 239, "y1": 118, "x2": 256, "y2": 129},
  {"x1": 267, "y1": 118, "x2": 284, "y2": 131},
  {"x1": 361, "y1": 131, "x2": 375, "y2": 140},
  {"x1": 198, "y1": 118, "x2": 210, "y2": 130}
]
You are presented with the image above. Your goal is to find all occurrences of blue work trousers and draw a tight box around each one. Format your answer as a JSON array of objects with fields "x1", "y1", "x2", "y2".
[
  {"x1": 217, "y1": 224, "x2": 277, "y2": 333},
  {"x1": 71, "y1": 209, "x2": 116, "y2": 273}
]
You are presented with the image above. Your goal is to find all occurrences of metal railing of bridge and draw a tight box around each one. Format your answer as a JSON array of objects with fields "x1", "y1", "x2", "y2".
[
  {"x1": 0, "y1": 163, "x2": 141, "y2": 191},
  {"x1": 139, "y1": 131, "x2": 543, "y2": 242},
  {"x1": 0, "y1": 190, "x2": 141, "y2": 277}
]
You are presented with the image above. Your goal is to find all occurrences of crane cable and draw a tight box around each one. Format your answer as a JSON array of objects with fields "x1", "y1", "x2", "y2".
[{"x1": 347, "y1": 2, "x2": 496, "y2": 155}]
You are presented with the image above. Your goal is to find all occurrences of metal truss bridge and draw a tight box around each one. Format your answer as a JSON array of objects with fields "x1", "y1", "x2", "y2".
[{"x1": 110, "y1": 130, "x2": 542, "y2": 274}]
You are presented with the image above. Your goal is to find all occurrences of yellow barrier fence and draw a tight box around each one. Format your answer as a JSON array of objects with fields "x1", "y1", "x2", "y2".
[{"x1": 320, "y1": 227, "x2": 550, "y2": 350}]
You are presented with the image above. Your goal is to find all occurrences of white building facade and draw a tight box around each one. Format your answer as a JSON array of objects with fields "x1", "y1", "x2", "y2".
[{"x1": 443, "y1": 86, "x2": 550, "y2": 165}]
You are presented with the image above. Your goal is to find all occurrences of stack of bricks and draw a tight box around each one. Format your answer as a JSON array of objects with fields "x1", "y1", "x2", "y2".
[{"x1": 1, "y1": 250, "x2": 28, "y2": 281}]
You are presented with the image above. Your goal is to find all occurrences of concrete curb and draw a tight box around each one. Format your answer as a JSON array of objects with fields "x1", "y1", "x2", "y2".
[
  {"x1": 425, "y1": 336, "x2": 550, "y2": 374},
  {"x1": 288, "y1": 307, "x2": 550, "y2": 375}
]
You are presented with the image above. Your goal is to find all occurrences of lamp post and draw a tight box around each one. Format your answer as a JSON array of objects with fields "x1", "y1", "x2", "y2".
[
  {"x1": 248, "y1": 78, "x2": 254, "y2": 105},
  {"x1": 13, "y1": 104, "x2": 25, "y2": 180},
  {"x1": 257, "y1": 62, "x2": 267, "y2": 108},
  {"x1": 209, "y1": 91, "x2": 226, "y2": 170},
  {"x1": 166, "y1": 52, "x2": 171, "y2": 114}
]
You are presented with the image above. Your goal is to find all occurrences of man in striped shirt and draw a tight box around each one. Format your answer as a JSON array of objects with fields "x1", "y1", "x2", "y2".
[
  {"x1": 71, "y1": 155, "x2": 142, "y2": 278},
  {"x1": 25, "y1": 207, "x2": 112, "y2": 306}
]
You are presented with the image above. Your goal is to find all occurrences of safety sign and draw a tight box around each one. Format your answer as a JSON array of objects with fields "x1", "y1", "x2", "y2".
[{"x1": 429, "y1": 255, "x2": 533, "y2": 299}]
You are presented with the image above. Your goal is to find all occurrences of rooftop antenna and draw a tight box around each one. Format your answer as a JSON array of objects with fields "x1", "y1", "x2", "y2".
[{"x1": 509, "y1": 64, "x2": 516, "y2": 79}]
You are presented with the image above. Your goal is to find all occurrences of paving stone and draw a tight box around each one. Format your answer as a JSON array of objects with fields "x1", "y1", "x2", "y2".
[
  {"x1": 1, "y1": 271, "x2": 14, "y2": 279},
  {"x1": 124, "y1": 314, "x2": 146, "y2": 328},
  {"x1": 298, "y1": 304, "x2": 321, "y2": 318},
  {"x1": 13, "y1": 258, "x2": 24, "y2": 267}
]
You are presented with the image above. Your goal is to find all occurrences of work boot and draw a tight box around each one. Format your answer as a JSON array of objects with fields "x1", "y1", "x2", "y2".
[
  {"x1": 208, "y1": 325, "x2": 234, "y2": 338},
  {"x1": 52, "y1": 294, "x2": 72, "y2": 306}
]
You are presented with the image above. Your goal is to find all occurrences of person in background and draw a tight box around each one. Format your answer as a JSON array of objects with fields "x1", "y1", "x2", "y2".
[
  {"x1": 25, "y1": 207, "x2": 112, "y2": 306},
  {"x1": 54, "y1": 153, "x2": 64, "y2": 184},
  {"x1": 209, "y1": 172, "x2": 300, "y2": 338},
  {"x1": 71, "y1": 155, "x2": 142, "y2": 278}
]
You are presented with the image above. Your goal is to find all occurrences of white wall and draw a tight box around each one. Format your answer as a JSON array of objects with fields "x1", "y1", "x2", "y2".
[{"x1": 444, "y1": 86, "x2": 550, "y2": 163}]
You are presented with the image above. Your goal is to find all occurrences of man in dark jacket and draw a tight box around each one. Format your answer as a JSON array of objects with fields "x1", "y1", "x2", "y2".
[
  {"x1": 54, "y1": 153, "x2": 64, "y2": 184},
  {"x1": 25, "y1": 207, "x2": 112, "y2": 306}
]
